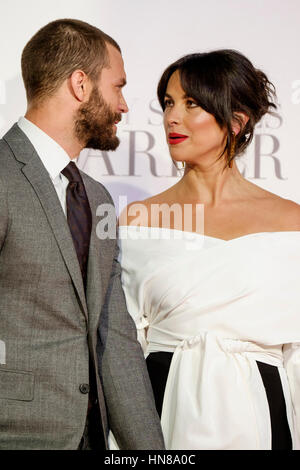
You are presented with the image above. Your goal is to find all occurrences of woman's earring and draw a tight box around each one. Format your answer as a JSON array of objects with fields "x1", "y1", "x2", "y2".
[{"x1": 228, "y1": 132, "x2": 236, "y2": 168}]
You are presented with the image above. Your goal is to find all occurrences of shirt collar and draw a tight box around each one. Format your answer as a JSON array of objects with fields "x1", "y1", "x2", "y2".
[{"x1": 17, "y1": 116, "x2": 72, "y2": 180}]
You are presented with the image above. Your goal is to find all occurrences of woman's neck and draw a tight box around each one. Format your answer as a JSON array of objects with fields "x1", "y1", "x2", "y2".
[{"x1": 176, "y1": 159, "x2": 247, "y2": 207}]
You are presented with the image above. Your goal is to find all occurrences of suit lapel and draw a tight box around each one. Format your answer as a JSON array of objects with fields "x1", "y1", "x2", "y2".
[
  {"x1": 82, "y1": 173, "x2": 117, "y2": 328},
  {"x1": 3, "y1": 124, "x2": 88, "y2": 319}
]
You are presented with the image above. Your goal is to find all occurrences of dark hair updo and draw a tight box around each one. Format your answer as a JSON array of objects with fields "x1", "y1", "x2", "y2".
[{"x1": 157, "y1": 49, "x2": 277, "y2": 166}]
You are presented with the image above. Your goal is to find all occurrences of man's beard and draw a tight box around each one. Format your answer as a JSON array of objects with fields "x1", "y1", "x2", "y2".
[{"x1": 74, "y1": 86, "x2": 122, "y2": 151}]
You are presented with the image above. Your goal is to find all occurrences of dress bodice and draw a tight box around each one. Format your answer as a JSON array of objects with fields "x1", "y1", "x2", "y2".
[{"x1": 119, "y1": 226, "x2": 300, "y2": 347}]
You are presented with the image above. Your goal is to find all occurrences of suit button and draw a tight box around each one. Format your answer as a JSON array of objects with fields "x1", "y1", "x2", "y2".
[{"x1": 79, "y1": 383, "x2": 90, "y2": 394}]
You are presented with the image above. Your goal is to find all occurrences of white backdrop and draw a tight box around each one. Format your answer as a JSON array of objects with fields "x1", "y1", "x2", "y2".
[{"x1": 1, "y1": 0, "x2": 300, "y2": 213}]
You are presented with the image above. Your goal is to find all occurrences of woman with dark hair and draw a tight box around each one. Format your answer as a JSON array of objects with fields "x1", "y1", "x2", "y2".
[{"x1": 118, "y1": 50, "x2": 300, "y2": 449}]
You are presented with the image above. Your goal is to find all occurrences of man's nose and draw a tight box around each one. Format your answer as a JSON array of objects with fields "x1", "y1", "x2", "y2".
[{"x1": 120, "y1": 94, "x2": 129, "y2": 113}]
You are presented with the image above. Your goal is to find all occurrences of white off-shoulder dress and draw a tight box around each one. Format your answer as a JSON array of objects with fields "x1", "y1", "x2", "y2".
[{"x1": 117, "y1": 226, "x2": 300, "y2": 450}]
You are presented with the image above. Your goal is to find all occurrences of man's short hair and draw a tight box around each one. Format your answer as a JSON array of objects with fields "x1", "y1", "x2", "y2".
[{"x1": 21, "y1": 18, "x2": 121, "y2": 105}]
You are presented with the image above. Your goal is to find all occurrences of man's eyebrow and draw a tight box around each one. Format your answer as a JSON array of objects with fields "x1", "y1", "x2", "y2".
[{"x1": 118, "y1": 78, "x2": 127, "y2": 87}]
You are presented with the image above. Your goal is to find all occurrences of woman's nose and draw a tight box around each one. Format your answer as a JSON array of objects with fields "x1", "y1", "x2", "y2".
[{"x1": 166, "y1": 106, "x2": 181, "y2": 125}]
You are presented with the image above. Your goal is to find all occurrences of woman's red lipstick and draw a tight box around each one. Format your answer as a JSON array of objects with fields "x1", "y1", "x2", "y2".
[{"x1": 168, "y1": 132, "x2": 188, "y2": 145}]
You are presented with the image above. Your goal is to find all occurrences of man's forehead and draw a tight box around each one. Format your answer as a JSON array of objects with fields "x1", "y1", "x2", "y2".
[
  {"x1": 105, "y1": 44, "x2": 126, "y2": 80},
  {"x1": 106, "y1": 43, "x2": 123, "y2": 65}
]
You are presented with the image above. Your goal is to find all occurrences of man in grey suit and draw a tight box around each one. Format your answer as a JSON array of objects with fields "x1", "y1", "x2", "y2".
[{"x1": 0, "y1": 18, "x2": 164, "y2": 450}]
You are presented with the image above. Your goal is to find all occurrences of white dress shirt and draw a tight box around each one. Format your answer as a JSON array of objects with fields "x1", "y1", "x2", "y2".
[{"x1": 17, "y1": 116, "x2": 73, "y2": 216}]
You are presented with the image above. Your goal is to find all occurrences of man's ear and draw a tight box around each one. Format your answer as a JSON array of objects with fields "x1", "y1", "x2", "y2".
[
  {"x1": 231, "y1": 112, "x2": 249, "y2": 136},
  {"x1": 69, "y1": 70, "x2": 90, "y2": 102}
]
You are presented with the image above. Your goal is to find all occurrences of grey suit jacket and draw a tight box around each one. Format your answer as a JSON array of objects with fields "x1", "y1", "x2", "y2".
[{"x1": 0, "y1": 124, "x2": 164, "y2": 450}]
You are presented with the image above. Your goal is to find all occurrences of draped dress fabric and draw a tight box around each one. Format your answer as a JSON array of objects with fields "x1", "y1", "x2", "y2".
[{"x1": 118, "y1": 226, "x2": 300, "y2": 450}]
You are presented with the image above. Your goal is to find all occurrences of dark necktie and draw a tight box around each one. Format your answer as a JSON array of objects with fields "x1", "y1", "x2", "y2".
[
  {"x1": 63, "y1": 163, "x2": 100, "y2": 439},
  {"x1": 62, "y1": 161, "x2": 92, "y2": 289}
]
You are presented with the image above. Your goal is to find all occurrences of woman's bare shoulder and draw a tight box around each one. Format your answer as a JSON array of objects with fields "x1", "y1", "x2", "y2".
[{"x1": 264, "y1": 192, "x2": 300, "y2": 231}]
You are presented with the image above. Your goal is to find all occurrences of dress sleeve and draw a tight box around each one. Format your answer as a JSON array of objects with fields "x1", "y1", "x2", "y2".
[
  {"x1": 117, "y1": 237, "x2": 149, "y2": 355},
  {"x1": 283, "y1": 342, "x2": 300, "y2": 447}
]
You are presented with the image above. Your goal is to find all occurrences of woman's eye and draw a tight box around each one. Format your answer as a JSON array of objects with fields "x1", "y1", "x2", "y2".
[
  {"x1": 186, "y1": 99, "x2": 197, "y2": 108},
  {"x1": 164, "y1": 99, "x2": 172, "y2": 108}
]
